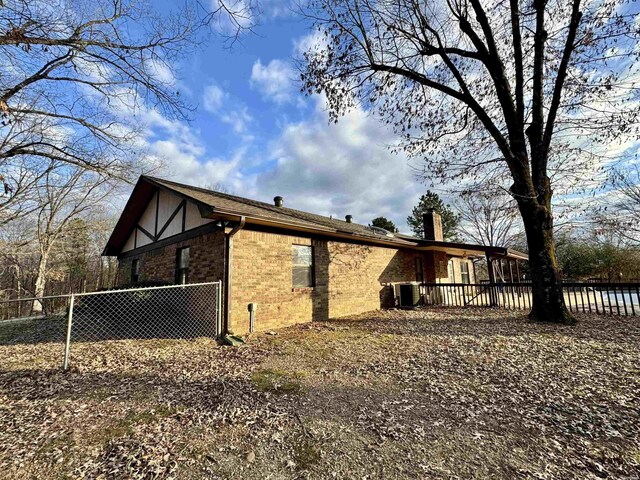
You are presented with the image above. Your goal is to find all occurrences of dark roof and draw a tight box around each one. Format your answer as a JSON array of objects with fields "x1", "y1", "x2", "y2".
[
  {"x1": 145, "y1": 176, "x2": 418, "y2": 246},
  {"x1": 103, "y1": 175, "x2": 528, "y2": 260}
]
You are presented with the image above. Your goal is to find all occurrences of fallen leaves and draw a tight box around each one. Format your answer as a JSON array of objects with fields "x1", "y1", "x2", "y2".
[
  {"x1": 0, "y1": 308, "x2": 639, "y2": 479},
  {"x1": 77, "y1": 437, "x2": 177, "y2": 480}
]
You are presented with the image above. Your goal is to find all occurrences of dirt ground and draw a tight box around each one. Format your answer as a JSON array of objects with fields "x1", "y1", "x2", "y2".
[{"x1": 1, "y1": 307, "x2": 639, "y2": 479}]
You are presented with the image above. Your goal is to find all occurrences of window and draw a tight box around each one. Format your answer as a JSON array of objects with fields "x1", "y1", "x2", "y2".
[
  {"x1": 460, "y1": 261, "x2": 471, "y2": 284},
  {"x1": 292, "y1": 245, "x2": 314, "y2": 288},
  {"x1": 131, "y1": 259, "x2": 140, "y2": 284},
  {"x1": 415, "y1": 257, "x2": 424, "y2": 282},
  {"x1": 175, "y1": 247, "x2": 190, "y2": 284},
  {"x1": 447, "y1": 259, "x2": 455, "y2": 283}
]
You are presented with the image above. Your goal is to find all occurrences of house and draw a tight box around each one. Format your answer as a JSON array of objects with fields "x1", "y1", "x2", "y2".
[{"x1": 103, "y1": 176, "x2": 528, "y2": 334}]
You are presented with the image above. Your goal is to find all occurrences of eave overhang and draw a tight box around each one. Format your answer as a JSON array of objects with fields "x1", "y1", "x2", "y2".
[
  {"x1": 414, "y1": 241, "x2": 528, "y2": 261},
  {"x1": 102, "y1": 176, "x2": 529, "y2": 261}
]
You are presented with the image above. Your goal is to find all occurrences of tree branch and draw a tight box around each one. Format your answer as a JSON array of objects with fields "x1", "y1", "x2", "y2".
[{"x1": 542, "y1": 0, "x2": 582, "y2": 160}]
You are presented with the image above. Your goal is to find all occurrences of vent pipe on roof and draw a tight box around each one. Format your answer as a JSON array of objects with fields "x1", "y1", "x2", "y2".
[
  {"x1": 345, "y1": 215, "x2": 353, "y2": 223},
  {"x1": 274, "y1": 196, "x2": 283, "y2": 207}
]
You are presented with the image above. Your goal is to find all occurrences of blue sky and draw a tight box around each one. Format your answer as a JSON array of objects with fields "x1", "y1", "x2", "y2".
[
  {"x1": 123, "y1": 1, "x2": 640, "y2": 237},
  {"x1": 136, "y1": 1, "x2": 430, "y2": 233}
]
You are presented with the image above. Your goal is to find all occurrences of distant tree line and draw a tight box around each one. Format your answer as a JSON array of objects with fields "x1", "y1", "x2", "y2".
[
  {"x1": 556, "y1": 235, "x2": 640, "y2": 283},
  {"x1": 0, "y1": 209, "x2": 119, "y2": 304},
  {"x1": 374, "y1": 188, "x2": 640, "y2": 283}
]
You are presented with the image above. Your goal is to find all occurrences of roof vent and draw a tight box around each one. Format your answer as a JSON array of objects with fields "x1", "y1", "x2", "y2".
[
  {"x1": 274, "y1": 196, "x2": 283, "y2": 207},
  {"x1": 345, "y1": 215, "x2": 353, "y2": 223}
]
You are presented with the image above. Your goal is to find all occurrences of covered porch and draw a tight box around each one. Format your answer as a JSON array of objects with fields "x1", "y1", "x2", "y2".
[
  {"x1": 413, "y1": 242, "x2": 530, "y2": 308},
  {"x1": 414, "y1": 241, "x2": 529, "y2": 284}
]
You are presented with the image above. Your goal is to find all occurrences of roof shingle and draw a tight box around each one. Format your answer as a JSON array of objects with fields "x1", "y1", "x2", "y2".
[{"x1": 146, "y1": 176, "x2": 417, "y2": 246}]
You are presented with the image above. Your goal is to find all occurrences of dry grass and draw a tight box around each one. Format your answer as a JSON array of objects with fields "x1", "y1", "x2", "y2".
[{"x1": 1, "y1": 307, "x2": 639, "y2": 479}]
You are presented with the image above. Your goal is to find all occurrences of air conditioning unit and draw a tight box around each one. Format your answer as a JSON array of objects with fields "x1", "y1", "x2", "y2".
[{"x1": 393, "y1": 282, "x2": 422, "y2": 308}]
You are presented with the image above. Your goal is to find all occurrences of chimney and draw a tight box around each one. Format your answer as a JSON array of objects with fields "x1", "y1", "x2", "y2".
[
  {"x1": 274, "y1": 196, "x2": 283, "y2": 207},
  {"x1": 345, "y1": 215, "x2": 353, "y2": 223},
  {"x1": 423, "y1": 209, "x2": 443, "y2": 241}
]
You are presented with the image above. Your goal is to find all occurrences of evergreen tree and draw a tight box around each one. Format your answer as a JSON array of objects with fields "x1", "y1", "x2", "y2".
[
  {"x1": 407, "y1": 192, "x2": 459, "y2": 241},
  {"x1": 370, "y1": 217, "x2": 398, "y2": 233}
]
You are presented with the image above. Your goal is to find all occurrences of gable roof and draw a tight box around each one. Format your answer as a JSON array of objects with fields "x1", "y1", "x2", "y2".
[
  {"x1": 147, "y1": 176, "x2": 417, "y2": 241},
  {"x1": 103, "y1": 175, "x2": 528, "y2": 261}
]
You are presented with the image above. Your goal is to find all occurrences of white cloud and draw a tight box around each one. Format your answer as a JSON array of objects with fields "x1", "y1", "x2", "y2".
[
  {"x1": 203, "y1": 84, "x2": 226, "y2": 112},
  {"x1": 142, "y1": 110, "x2": 253, "y2": 195},
  {"x1": 220, "y1": 104, "x2": 253, "y2": 133},
  {"x1": 293, "y1": 29, "x2": 328, "y2": 58},
  {"x1": 201, "y1": 83, "x2": 253, "y2": 133},
  {"x1": 161, "y1": 141, "x2": 251, "y2": 193},
  {"x1": 256, "y1": 98, "x2": 425, "y2": 232},
  {"x1": 260, "y1": 0, "x2": 296, "y2": 18},
  {"x1": 250, "y1": 59, "x2": 296, "y2": 105},
  {"x1": 210, "y1": 0, "x2": 255, "y2": 36},
  {"x1": 145, "y1": 58, "x2": 176, "y2": 87},
  {"x1": 145, "y1": 93, "x2": 425, "y2": 233}
]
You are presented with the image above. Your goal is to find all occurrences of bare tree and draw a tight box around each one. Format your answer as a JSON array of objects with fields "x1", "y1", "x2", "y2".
[
  {"x1": 593, "y1": 165, "x2": 640, "y2": 246},
  {"x1": 31, "y1": 166, "x2": 115, "y2": 311},
  {"x1": 0, "y1": 206, "x2": 119, "y2": 310},
  {"x1": 454, "y1": 190, "x2": 522, "y2": 247},
  {"x1": 0, "y1": 213, "x2": 37, "y2": 303},
  {"x1": 301, "y1": 0, "x2": 640, "y2": 323},
  {"x1": 0, "y1": 0, "x2": 256, "y2": 224},
  {"x1": 204, "y1": 182, "x2": 233, "y2": 194}
]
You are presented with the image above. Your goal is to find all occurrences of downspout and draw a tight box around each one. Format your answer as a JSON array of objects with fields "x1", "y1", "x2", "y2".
[{"x1": 223, "y1": 216, "x2": 245, "y2": 335}]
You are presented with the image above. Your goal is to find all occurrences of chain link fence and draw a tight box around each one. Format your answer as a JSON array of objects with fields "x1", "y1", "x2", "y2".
[
  {"x1": 0, "y1": 282, "x2": 222, "y2": 370},
  {"x1": 0, "y1": 295, "x2": 71, "y2": 345}
]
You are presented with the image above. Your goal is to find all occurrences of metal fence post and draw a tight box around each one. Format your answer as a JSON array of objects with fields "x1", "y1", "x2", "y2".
[
  {"x1": 216, "y1": 281, "x2": 222, "y2": 337},
  {"x1": 62, "y1": 294, "x2": 75, "y2": 371}
]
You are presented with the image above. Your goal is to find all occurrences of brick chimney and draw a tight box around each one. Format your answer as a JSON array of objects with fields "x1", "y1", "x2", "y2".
[{"x1": 423, "y1": 209, "x2": 443, "y2": 241}]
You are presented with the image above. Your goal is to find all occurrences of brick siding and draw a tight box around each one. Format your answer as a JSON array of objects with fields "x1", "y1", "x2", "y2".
[
  {"x1": 117, "y1": 231, "x2": 225, "y2": 286},
  {"x1": 425, "y1": 251, "x2": 449, "y2": 282},
  {"x1": 117, "y1": 227, "x2": 466, "y2": 335},
  {"x1": 228, "y1": 229, "x2": 446, "y2": 334},
  {"x1": 229, "y1": 231, "x2": 319, "y2": 334},
  {"x1": 325, "y1": 242, "x2": 418, "y2": 319}
]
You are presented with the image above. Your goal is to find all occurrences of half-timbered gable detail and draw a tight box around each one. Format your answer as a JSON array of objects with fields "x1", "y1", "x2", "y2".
[{"x1": 121, "y1": 189, "x2": 213, "y2": 253}]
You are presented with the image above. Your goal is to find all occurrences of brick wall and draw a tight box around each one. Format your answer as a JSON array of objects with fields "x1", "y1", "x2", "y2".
[
  {"x1": 325, "y1": 242, "x2": 421, "y2": 319},
  {"x1": 116, "y1": 227, "x2": 476, "y2": 335},
  {"x1": 229, "y1": 230, "x2": 323, "y2": 334},
  {"x1": 425, "y1": 251, "x2": 449, "y2": 282},
  {"x1": 117, "y1": 231, "x2": 225, "y2": 286},
  {"x1": 229, "y1": 229, "x2": 429, "y2": 334}
]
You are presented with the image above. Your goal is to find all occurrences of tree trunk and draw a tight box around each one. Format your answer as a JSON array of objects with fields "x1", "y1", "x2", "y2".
[
  {"x1": 518, "y1": 201, "x2": 575, "y2": 324},
  {"x1": 32, "y1": 250, "x2": 49, "y2": 314}
]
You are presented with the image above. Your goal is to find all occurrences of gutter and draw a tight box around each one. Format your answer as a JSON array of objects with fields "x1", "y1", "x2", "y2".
[
  {"x1": 205, "y1": 212, "x2": 417, "y2": 249},
  {"x1": 505, "y1": 248, "x2": 530, "y2": 261},
  {"x1": 223, "y1": 216, "x2": 245, "y2": 336}
]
